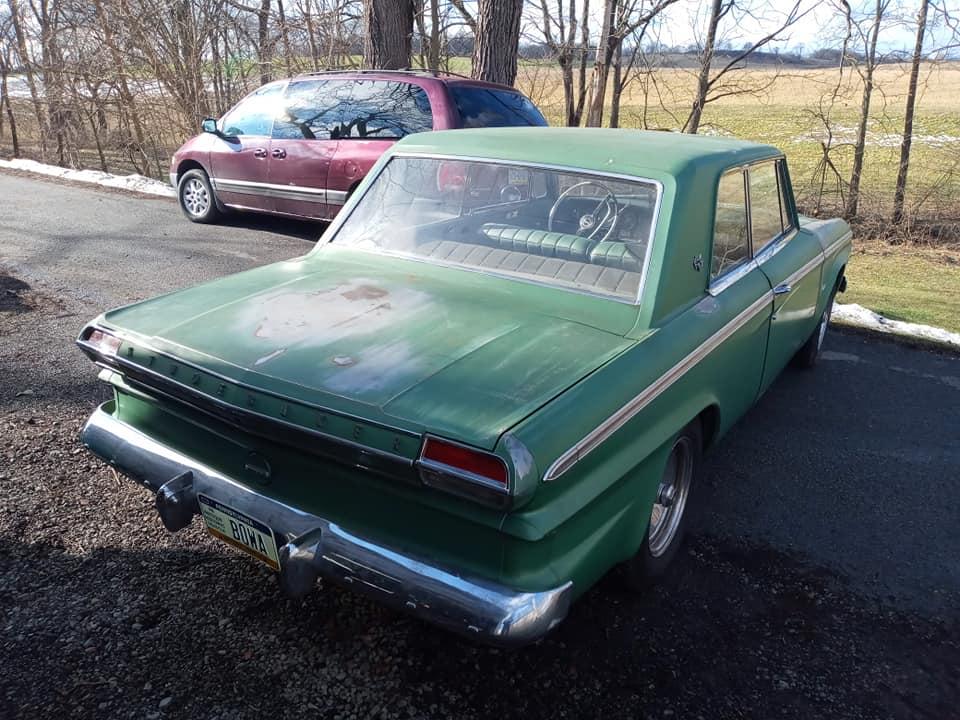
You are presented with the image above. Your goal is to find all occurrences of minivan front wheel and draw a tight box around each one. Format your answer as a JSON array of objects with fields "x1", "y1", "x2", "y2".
[{"x1": 178, "y1": 169, "x2": 222, "y2": 224}]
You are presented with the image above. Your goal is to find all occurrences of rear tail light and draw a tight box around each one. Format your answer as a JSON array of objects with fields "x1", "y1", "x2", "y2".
[
  {"x1": 417, "y1": 436, "x2": 511, "y2": 507},
  {"x1": 84, "y1": 328, "x2": 122, "y2": 357}
]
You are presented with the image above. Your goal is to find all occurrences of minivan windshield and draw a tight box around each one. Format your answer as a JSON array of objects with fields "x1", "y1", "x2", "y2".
[{"x1": 331, "y1": 157, "x2": 659, "y2": 301}]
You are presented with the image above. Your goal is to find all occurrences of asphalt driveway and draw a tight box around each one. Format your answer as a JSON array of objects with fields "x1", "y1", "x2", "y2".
[{"x1": 1, "y1": 171, "x2": 957, "y2": 719}]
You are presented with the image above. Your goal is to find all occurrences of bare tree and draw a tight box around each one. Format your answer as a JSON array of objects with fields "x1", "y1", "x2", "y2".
[
  {"x1": 890, "y1": 0, "x2": 928, "y2": 225},
  {"x1": 535, "y1": 0, "x2": 592, "y2": 126},
  {"x1": 363, "y1": 0, "x2": 413, "y2": 69},
  {"x1": 844, "y1": 0, "x2": 889, "y2": 219},
  {"x1": 584, "y1": 0, "x2": 678, "y2": 127},
  {"x1": 683, "y1": 0, "x2": 811, "y2": 134},
  {"x1": 471, "y1": 0, "x2": 523, "y2": 85}
]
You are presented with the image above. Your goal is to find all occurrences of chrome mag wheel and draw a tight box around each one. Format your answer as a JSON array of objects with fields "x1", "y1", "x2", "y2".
[{"x1": 648, "y1": 435, "x2": 694, "y2": 558}]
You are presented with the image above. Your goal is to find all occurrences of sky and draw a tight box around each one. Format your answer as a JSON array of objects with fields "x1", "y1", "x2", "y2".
[{"x1": 521, "y1": 0, "x2": 959, "y2": 56}]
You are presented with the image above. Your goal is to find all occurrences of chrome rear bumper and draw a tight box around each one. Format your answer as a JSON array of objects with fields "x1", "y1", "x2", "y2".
[{"x1": 80, "y1": 404, "x2": 571, "y2": 647}]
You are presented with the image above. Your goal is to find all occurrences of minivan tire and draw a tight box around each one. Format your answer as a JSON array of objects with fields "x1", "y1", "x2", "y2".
[{"x1": 178, "y1": 169, "x2": 223, "y2": 224}]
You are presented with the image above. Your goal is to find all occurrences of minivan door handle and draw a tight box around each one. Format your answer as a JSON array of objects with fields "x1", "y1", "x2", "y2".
[
  {"x1": 253, "y1": 147, "x2": 267, "y2": 158},
  {"x1": 271, "y1": 148, "x2": 287, "y2": 159},
  {"x1": 772, "y1": 283, "x2": 792, "y2": 296}
]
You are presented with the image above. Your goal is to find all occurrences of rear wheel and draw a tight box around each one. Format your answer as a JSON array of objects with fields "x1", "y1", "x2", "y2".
[
  {"x1": 794, "y1": 290, "x2": 836, "y2": 368},
  {"x1": 178, "y1": 168, "x2": 222, "y2": 224},
  {"x1": 625, "y1": 420, "x2": 702, "y2": 590}
]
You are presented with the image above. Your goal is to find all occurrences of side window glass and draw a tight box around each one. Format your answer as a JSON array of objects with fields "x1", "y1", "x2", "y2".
[
  {"x1": 777, "y1": 161, "x2": 794, "y2": 231},
  {"x1": 272, "y1": 80, "x2": 353, "y2": 140},
  {"x1": 749, "y1": 161, "x2": 784, "y2": 251},
  {"x1": 712, "y1": 170, "x2": 749, "y2": 279},
  {"x1": 339, "y1": 81, "x2": 434, "y2": 139},
  {"x1": 221, "y1": 83, "x2": 284, "y2": 137}
]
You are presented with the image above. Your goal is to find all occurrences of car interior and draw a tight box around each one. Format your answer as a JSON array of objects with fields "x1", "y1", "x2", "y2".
[{"x1": 339, "y1": 160, "x2": 659, "y2": 300}]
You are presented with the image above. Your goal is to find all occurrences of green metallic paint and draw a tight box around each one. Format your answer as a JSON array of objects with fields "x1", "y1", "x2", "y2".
[{"x1": 79, "y1": 127, "x2": 853, "y2": 604}]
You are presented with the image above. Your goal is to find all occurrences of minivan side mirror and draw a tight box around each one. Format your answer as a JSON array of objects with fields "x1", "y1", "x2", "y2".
[{"x1": 201, "y1": 118, "x2": 219, "y2": 135}]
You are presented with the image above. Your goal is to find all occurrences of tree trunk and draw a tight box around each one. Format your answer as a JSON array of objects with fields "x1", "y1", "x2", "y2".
[
  {"x1": 364, "y1": 0, "x2": 413, "y2": 70},
  {"x1": 585, "y1": 0, "x2": 617, "y2": 127},
  {"x1": 572, "y1": 0, "x2": 590, "y2": 125},
  {"x1": 684, "y1": 0, "x2": 722, "y2": 134},
  {"x1": 8, "y1": 0, "x2": 46, "y2": 157},
  {"x1": 891, "y1": 0, "x2": 928, "y2": 225},
  {"x1": 276, "y1": 0, "x2": 293, "y2": 76},
  {"x1": 846, "y1": 0, "x2": 884, "y2": 219},
  {"x1": 428, "y1": 0, "x2": 441, "y2": 72},
  {"x1": 471, "y1": 0, "x2": 523, "y2": 85},
  {"x1": 609, "y1": 38, "x2": 623, "y2": 128},
  {"x1": 258, "y1": 0, "x2": 273, "y2": 85},
  {"x1": 0, "y1": 60, "x2": 21, "y2": 156}
]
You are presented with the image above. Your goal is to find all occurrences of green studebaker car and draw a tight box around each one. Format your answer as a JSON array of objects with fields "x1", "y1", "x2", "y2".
[{"x1": 77, "y1": 128, "x2": 851, "y2": 646}]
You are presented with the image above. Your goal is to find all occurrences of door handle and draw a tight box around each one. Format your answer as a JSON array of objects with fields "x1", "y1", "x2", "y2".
[
  {"x1": 271, "y1": 148, "x2": 287, "y2": 159},
  {"x1": 253, "y1": 148, "x2": 267, "y2": 158},
  {"x1": 772, "y1": 283, "x2": 792, "y2": 296}
]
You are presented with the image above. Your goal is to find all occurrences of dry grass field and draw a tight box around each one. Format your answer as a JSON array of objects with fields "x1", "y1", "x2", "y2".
[
  {"x1": 517, "y1": 60, "x2": 960, "y2": 225},
  {"x1": 2, "y1": 59, "x2": 958, "y2": 333},
  {"x1": 515, "y1": 60, "x2": 960, "y2": 333}
]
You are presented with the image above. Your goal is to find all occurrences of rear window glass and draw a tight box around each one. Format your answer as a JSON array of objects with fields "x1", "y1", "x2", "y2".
[
  {"x1": 331, "y1": 156, "x2": 658, "y2": 302},
  {"x1": 450, "y1": 86, "x2": 547, "y2": 128},
  {"x1": 273, "y1": 80, "x2": 433, "y2": 140}
]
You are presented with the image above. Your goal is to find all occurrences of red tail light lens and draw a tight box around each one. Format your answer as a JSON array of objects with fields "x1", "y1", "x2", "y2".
[{"x1": 418, "y1": 435, "x2": 511, "y2": 507}]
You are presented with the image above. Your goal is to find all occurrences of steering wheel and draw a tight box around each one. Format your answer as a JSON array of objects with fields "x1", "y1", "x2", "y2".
[{"x1": 548, "y1": 181, "x2": 620, "y2": 242}]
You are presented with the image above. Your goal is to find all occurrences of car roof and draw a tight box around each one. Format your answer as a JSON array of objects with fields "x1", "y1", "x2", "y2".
[
  {"x1": 392, "y1": 127, "x2": 782, "y2": 182},
  {"x1": 289, "y1": 69, "x2": 517, "y2": 91}
]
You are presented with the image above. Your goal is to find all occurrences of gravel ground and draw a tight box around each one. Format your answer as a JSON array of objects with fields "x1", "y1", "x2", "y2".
[{"x1": 1, "y1": 172, "x2": 958, "y2": 719}]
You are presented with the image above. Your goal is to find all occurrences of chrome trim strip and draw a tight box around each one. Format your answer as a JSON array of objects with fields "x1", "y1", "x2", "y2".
[
  {"x1": 211, "y1": 178, "x2": 337, "y2": 205},
  {"x1": 81, "y1": 405, "x2": 572, "y2": 647},
  {"x1": 782, "y1": 253, "x2": 823, "y2": 288},
  {"x1": 822, "y1": 230, "x2": 852, "y2": 258},
  {"x1": 77, "y1": 327, "x2": 418, "y2": 438},
  {"x1": 354, "y1": 152, "x2": 665, "y2": 307},
  {"x1": 543, "y1": 291, "x2": 773, "y2": 482}
]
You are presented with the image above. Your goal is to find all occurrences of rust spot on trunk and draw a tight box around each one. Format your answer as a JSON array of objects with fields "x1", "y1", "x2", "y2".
[{"x1": 341, "y1": 284, "x2": 388, "y2": 301}]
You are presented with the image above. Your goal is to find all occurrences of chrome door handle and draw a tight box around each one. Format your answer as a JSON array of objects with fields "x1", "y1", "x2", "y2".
[
  {"x1": 253, "y1": 147, "x2": 267, "y2": 158},
  {"x1": 272, "y1": 148, "x2": 287, "y2": 159},
  {"x1": 772, "y1": 283, "x2": 792, "y2": 296}
]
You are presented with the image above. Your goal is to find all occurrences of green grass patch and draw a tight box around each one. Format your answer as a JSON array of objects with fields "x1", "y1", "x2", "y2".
[{"x1": 842, "y1": 247, "x2": 960, "y2": 334}]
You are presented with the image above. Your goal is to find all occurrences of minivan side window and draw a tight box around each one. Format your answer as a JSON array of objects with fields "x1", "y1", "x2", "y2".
[
  {"x1": 711, "y1": 170, "x2": 750, "y2": 279},
  {"x1": 339, "y1": 81, "x2": 434, "y2": 138},
  {"x1": 748, "y1": 161, "x2": 785, "y2": 252},
  {"x1": 272, "y1": 80, "x2": 354, "y2": 140},
  {"x1": 221, "y1": 82, "x2": 285, "y2": 137}
]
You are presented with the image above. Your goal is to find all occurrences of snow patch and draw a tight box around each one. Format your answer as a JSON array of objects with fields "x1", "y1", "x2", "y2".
[
  {"x1": 832, "y1": 302, "x2": 960, "y2": 350},
  {"x1": 0, "y1": 158, "x2": 175, "y2": 198}
]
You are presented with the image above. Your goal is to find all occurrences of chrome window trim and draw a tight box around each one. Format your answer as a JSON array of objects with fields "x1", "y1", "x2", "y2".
[
  {"x1": 753, "y1": 227, "x2": 798, "y2": 266},
  {"x1": 323, "y1": 152, "x2": 665, "y2": 307},
  {"x1": 543, "y1": 290, "x2": 773, "y2": 482},
  {"x1": 708, "y1": 258, "x2": 759, "y2": 296}
]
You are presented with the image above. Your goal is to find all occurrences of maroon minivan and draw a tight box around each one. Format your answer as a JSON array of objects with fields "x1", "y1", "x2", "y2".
[{"x1": 170, "y1": 70, "x2": 547, "y2": 223}]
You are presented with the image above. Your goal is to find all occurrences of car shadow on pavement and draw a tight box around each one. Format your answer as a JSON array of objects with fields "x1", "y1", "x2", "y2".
[
  {"x1": 2, "y1": 532, "x2": 956, "y2": 720},
  {"x1": 218, "y1": 212, "x2": 327, "y2": 242}
]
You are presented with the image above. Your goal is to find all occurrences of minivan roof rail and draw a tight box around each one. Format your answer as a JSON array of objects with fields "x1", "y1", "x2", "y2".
[{"x1": 298, "y1": 68, "x2": 475, "y2": 81}]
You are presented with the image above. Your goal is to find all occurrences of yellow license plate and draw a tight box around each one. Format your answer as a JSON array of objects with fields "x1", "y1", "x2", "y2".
[{"x1": 198, "y1": 494, "x2": 280, "y2": 571}]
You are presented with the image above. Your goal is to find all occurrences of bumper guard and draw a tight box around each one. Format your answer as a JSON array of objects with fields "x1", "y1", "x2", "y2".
[{"x1": 80, "y1": 404, "x2": 571, "y2": 647}]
